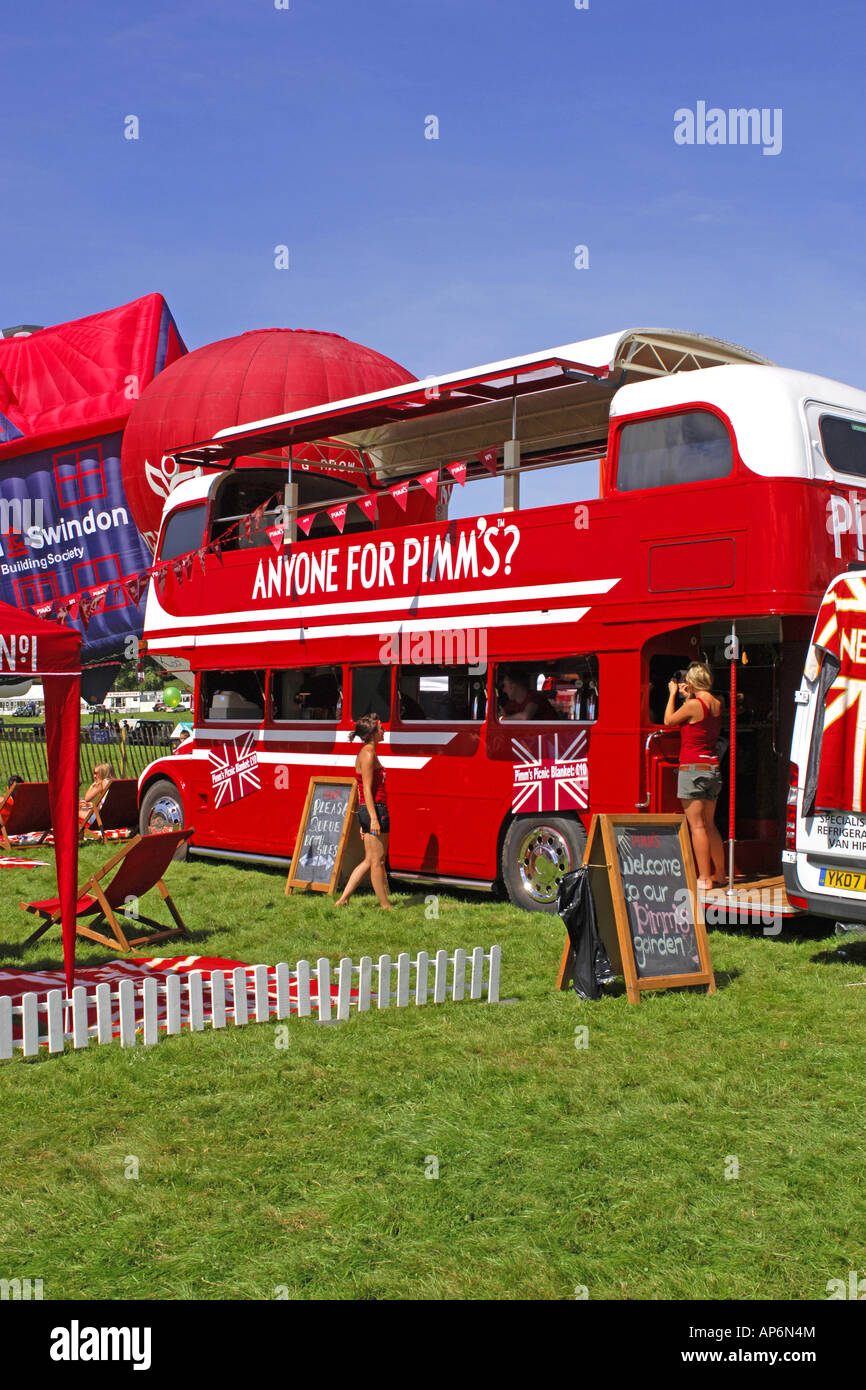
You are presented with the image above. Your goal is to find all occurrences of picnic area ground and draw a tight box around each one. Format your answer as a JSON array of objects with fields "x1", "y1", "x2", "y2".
[{"x1": 1, "y1": 848, "x2": 863, "y2": 1301}]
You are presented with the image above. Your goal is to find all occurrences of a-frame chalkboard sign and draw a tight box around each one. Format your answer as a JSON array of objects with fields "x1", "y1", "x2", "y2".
[
  {"x1": 285, "y1": 777, "x2": 362, "y2": 896},
  {"x1": 557, "y1": 814, "x2": 715, "y2": 1004}
]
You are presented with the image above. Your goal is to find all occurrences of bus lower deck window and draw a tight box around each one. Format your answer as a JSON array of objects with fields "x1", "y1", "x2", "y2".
[
  {"x1": 496, "y1": 658, "x2": 598, "y2": 722},
  {"x1": 398, "y1": 665, "x2": 487, "y2": 721},
  {"x1": 272, "y1": 667, "x2": 342, "y2": 721},
  {"x1": 201, "y1": 670, "x2": 266, "y2": 721}
]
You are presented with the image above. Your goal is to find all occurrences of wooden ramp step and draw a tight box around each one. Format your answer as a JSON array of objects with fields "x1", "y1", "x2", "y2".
[{"x1": 699, "y1": 874, "x2": 801, "y2": 920}]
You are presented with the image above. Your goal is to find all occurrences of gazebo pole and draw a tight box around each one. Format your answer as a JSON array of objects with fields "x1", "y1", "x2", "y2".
[{"x1": 727, "y1": 621, "x2": 737, "y2": 895}]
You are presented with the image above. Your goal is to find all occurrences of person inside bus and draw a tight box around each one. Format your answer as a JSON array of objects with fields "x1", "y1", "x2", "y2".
[
  {"x1": 664, "y1": 664, "x2": 725, "y2": 892},
  {"x1": 79, "y1": 762, "x2": 114, "y2": 833},
  {"x1": 499, "y1": 667, "x2": 558, "y2": 721},
  {"x1": 335, "y1": 713, "x2": 392, "y2": 910}
]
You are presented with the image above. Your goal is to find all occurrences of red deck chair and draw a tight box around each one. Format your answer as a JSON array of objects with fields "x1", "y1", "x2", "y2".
[
  {"x1": 92, "y1": 779, "x2": 139, "y2": 836},
  {"x1": 21, "y1": 830, "x2": 193, "y2": 952},
  {"x1": 0, "y1": 782, "x2": 53, "y2": 852}
]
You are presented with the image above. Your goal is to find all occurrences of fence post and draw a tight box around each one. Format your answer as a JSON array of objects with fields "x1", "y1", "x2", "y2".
[
  {"x1": 316, "y1": 958, "x2": 332, "y2": 1021},
  {"x1": 0, "y1": 996, "x2": 11, "y2": 1060},
  {"x1": 377, "y1": 954, "x2": 392, "y2": 1009},
  {"x1": 275, "y1": 963, "x2": 291, "y2": 1019},
  {"x1": 487, "y1": 945, "x2": 501, "y2": 1003},
  {"x1": 142, "y1": 976, "x2": 158, "y2": 1045},
  {"x1": 433, "y1": 949, "x2": 448, "y2": 1004},
  {"x1": 232, "y1": 967, "x2": 249, "y2": 1026},
  {"x1": 210, "y1": 971, "x2": 227, "y2": 1030},
  {"x1": 336, "y1": 958, "x2": 353, "y2": 1021},
  {"x1": 95, "y1": 982, "x2": 113, "y2": 1043},
  {"x1": 415, "y1": 951, "x2": 429, "y2": 1006},
  {"x1": 253, "y1": 964, "x2": 270, "y2": 1023},
  {"x1": 21, "y1": 993, "x2": 39, "y2": 1057},
  {"x1": 396, "y1": 952, "x2": 411, "y2": 1007},
  {"x1": 452, "y1": 949, "x2": 466, "y2": 1002},
  {"x1": 358, "y1": 956, "x2": 372, "y2": 1012},
  {"x1": 46, "y1": 990, "x2": 64, "y2": 1053},
  {"x1": 469, "y1": 946, "x2": 485, "y2": 1000},
  {"x1": 295, "y1": 959, "x2": 311, "y2": 1018}
]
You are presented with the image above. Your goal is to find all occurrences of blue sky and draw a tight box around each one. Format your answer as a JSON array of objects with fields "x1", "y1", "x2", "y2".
[{"x1": 2, "y1": 0, "x2": 864, "y2": 389}]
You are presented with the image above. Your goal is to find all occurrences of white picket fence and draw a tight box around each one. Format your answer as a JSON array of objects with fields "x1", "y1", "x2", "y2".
[{"x1": 0, "y1": 945, "x2": 502, "y2": 1060}]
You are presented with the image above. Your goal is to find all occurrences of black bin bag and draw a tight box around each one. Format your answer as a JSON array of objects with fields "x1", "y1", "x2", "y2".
[{"x1": 556, "y1": 867, "x2": 615, "y2": 1000}]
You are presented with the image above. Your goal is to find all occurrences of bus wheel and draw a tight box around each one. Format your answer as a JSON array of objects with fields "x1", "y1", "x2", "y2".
[
  {"x1": 501, "y1": 816, "x2": 587, "y2": 912},
  {"x1": 139, "y1": 779, "x2": 188, "y2": 860}
]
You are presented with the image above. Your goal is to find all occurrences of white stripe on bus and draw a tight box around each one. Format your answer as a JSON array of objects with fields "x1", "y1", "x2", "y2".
[
  {"x1": 150, "y1": 605, "x2": 592, "y2": 650},
  {"x1": 147, "y1": 576, "x2": 619, "y2": 633}
]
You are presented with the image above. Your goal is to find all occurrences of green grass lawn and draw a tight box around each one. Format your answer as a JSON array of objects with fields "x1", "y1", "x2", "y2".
[{"x1": 1, "y1": 847, "x2": 864, "y2": 1301}]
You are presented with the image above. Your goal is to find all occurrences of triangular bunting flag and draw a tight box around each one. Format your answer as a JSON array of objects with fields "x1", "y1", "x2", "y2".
[
  {"x1": 242, "y1": 515, "x2": 252, "y2": 540},
  {"x1": 197, "y1": 547, "x2": 208, "y2": 576},
  {"x1": 155, "y1": 566, "x2": 168, "y2": 596},
  {"x1": 183, "y1": 553, "x2": 195, "y2": 580},
  {"x1": 266, "y1": 524, "x2": 285, "y2": 552},
  {"x1": 328, "y1": 504, "x2": 348, "y2": 534},
  {"x1": 253, "y1": 503, "x2": 267, "y2": 531},
  {"x1": 65, "y1": 598, "x2": 79, "y2": 622},
  {"x1": 90, "y1": 585, "x2": 109, "y2": 614},
  {"x1": 297, "y1": 513, "x2": 316, "y2": 537},
  {"x1": 389, "y1": 480, "x2": 410, "y2": 511},
  {"x1": 479, "y1": 447, "x2": 498, "y2": 475},
  {"x1": 171, "y1": 559, "x2": 184, "y2": 586},
  {"x1": 32, "y1": 600, "x2": 55, "y2": 621},
  {"x1": 419, "y1": 469, "x2": 440, "y2": 499},
  {"x1": 446, "y1": 460, "x2": 467, "y2": 486},
  {"x1": 78, "y1": 593, "x2": 93, "y2": 629},
  {"x1": 358, "y1": 494, "x2": 377, "y2": 523}
]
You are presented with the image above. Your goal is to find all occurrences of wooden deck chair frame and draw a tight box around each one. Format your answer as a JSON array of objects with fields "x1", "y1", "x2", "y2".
[
  {"x1": 79, "y1": 789, "x2": 109, "y2": 844},
  {"x1": 22, "y1": 831, "x2": 193, "y2": 952}
]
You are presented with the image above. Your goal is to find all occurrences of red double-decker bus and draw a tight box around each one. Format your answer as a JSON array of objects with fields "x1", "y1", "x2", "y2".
[{"x1": 138, "y1": 328, "x2": 866, "y2": 911}]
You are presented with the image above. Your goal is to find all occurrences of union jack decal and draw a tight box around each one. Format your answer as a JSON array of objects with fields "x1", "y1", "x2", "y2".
[
  {"x1": 208, "y1": 731, "x2": 261, "y2": 809},
  {"x1": 511, "y1": 731, "x2": 589, "y2": 813}
]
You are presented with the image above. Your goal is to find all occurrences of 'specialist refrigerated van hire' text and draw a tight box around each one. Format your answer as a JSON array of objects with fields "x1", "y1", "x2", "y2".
[{"x1": 785, "y1": 567, "x2": 866, "y2": 921}]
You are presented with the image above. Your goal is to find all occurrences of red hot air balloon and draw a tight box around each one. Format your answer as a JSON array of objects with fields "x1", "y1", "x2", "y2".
[{"x1": 121, "y1": 328, "x2": 421, "y2": 553}]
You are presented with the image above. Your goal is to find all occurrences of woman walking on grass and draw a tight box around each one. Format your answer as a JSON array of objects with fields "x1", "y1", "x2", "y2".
[{"x1": 336, "y1": 713, "x2": 392, "y2": 909}]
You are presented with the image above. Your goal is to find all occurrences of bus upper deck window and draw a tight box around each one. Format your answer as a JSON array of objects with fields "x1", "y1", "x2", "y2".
[
  {"x1": 158, "y1": 504, "x2": 207, "y2": 562},
  {"x1": 616, "y1": 410, "x2": 732, "y2": 491},
  {"x1": 819, "y1": 415, "x2": 866, "y2": 478}
]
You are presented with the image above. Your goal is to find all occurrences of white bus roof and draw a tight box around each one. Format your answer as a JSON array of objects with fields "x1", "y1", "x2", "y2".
[{"x1": 167, "y1": 328, "x2": 772, "y2": 481}]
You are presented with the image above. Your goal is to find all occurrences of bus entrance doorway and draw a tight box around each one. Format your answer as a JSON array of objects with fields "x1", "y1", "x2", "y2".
[{"x1": 644, "y1": 617, "x2": 812, "y2": 924}]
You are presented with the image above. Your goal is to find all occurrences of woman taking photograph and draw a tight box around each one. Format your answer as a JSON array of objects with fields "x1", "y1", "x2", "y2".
[
  {"x1": 335, "y1": 713, "x2": 392, "y2": 909},
  {"x1": 664, "y1": 664, "x2": 725, "y2": 892}
]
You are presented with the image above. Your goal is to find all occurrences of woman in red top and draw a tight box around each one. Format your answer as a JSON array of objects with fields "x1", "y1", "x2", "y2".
[
  {"x1": 664, "y1": 663, "x2": 725, "y2": 892},
  {"x1": 336, "y1": 713, "x2": 392, "y2": 909}
]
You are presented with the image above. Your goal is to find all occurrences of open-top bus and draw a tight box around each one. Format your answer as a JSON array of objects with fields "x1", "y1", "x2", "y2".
[{"x1": 137, "y1": 327, "x2": 866, "y2": 912}]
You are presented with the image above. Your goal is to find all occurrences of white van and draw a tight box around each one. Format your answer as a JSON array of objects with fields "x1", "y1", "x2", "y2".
[{"x1": 785, "y1": 567, "x2": 866, "y2": 921}]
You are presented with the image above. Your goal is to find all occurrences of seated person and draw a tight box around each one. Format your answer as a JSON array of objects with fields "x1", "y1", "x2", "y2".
[
  {"x1": 1, "y1": 773, "x2": 23, "y2": 825},
  {"x1": 79, "y1": 762, "x2": 114, "y2": 830},
  {"x1": 499, "y1": 667, "x2": 558, "y2": 721}
]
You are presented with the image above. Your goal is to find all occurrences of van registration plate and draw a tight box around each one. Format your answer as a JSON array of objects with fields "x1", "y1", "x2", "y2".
[{"x1": 819, "y1": 866, "x2": 866, "y2": 893}]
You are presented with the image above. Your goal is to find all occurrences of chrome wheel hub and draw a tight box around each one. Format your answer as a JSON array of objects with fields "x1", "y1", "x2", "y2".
[
  {"x1": 516, "y1": 825, "x2": 573, "y2": 904},
  {"x1": 148, "y1": 795, "x2": 182, "y2": 833}
]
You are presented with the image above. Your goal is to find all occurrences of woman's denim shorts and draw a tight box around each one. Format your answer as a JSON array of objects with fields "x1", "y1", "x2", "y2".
[{"x1": 677, "y1": 763, "x2": 722, "y2": 801}]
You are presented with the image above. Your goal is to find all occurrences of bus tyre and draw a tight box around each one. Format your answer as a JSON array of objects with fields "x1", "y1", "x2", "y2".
[
  {"x1": 139, "y1": 779, "x2": 188, "y2": 861},
  {"x1": 501, "y1": 815, "x2": 587, "y2": 912}
]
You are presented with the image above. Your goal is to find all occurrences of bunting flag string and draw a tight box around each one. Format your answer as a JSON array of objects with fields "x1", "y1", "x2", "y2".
[{"x1": 25, "y1": 453, "x2": 503, "y2": 631}]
